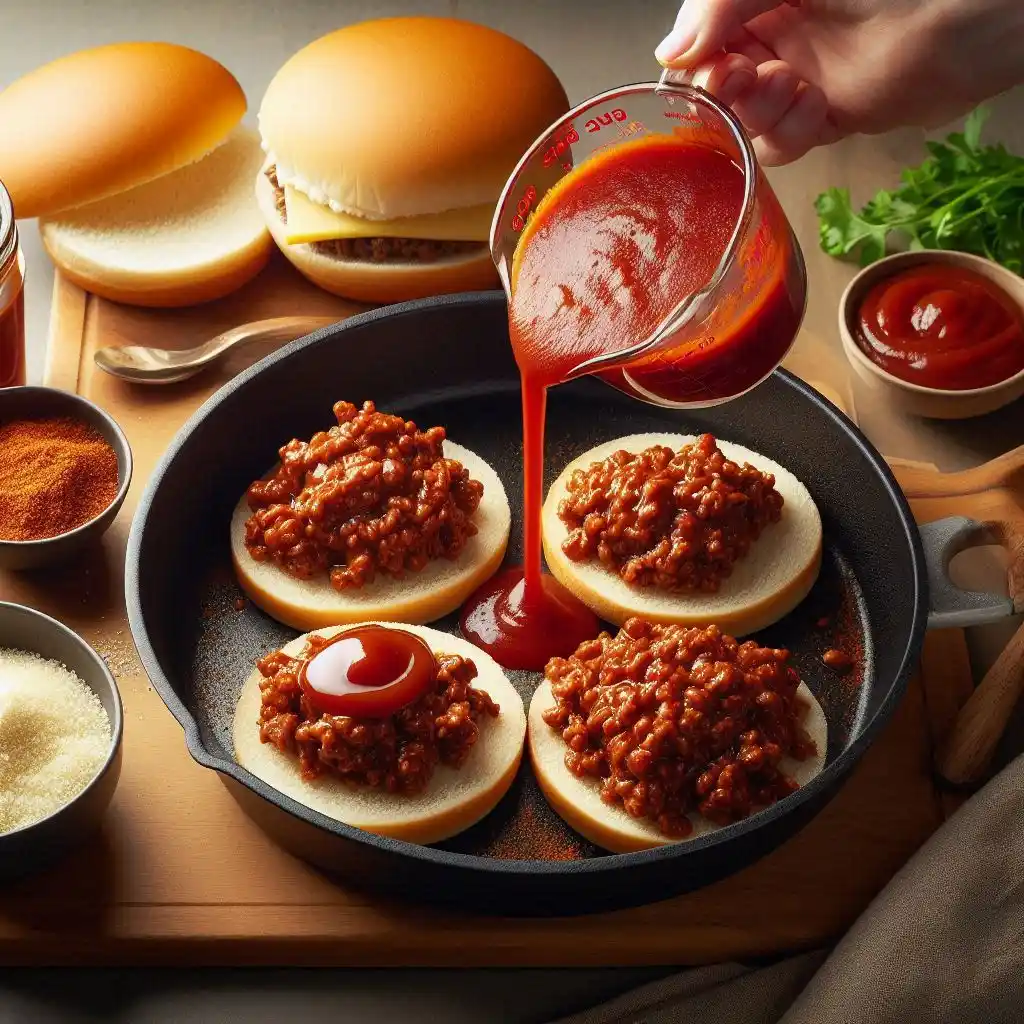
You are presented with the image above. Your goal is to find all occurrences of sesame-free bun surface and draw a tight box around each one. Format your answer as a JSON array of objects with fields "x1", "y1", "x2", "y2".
[
  {"x1": 542, "y1": 434, "x2": 822, "y2": 636},
  {"x1": 255, "y1": 170, "x2": 497, "y2": 303},
  {"x1": 234, "y1": 624, "x2": 526, "y2": 845},
  {"x1": 40, "y1": 129, "x2": 271, "y2": 308},
  {"x1": 258, "y1": 17, "x2": 569, "y2": 220},
  {"x1": 232, "y1": 440, "x2": 511, "y2": 631},
  {"x1": 0, "y1": 42, "x2": 246, "y2": 219},
  {"x1": 528, "y1": 677, "x2": 827, "y2": 853}
]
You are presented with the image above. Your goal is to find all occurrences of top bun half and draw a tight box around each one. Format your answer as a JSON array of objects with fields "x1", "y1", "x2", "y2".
[
  {"x1": 258, "y1": 17, "x2": 569, "y2": 220},
  {"x1": 0, "y1": 42, "x2": 246, "y2": 219}
]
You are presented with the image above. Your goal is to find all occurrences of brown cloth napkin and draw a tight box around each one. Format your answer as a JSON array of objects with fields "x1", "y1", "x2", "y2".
[{"x1": 548, "y1": 754, "x2": 1024, "y2": 1024}]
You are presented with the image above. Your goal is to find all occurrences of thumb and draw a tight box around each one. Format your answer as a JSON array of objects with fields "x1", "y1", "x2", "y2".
[{"x1": 656, "y1": 0, "x2": 788, "y2": 67}]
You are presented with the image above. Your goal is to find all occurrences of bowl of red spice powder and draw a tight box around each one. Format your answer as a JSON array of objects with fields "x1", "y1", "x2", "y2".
[{"x1": 0, "y1": 386, "x2": 132, "y2": 569}]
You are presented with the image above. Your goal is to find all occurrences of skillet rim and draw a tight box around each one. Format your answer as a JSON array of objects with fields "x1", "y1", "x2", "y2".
[{"x1": 125, "y1": 289, "x2": 928, "y2": 881}]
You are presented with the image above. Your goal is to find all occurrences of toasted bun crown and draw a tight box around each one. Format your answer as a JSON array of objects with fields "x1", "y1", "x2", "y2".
[
  {"x1": 258, "y1": 18, "x2": 569, "y2": 219},
  {"x1": 0, "y1": 42, "x2": 246, "y2": 219}
]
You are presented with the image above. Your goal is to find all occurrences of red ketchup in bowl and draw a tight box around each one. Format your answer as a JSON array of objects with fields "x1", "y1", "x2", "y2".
[
  {"x1": 461, "y1": 136, "x2": 800, "y2": 671},
  {"x1": 300, "y1": 625, "x2": 436, "y2": 718},
  {"x1": 855, "y1": 263, "x2": 1024, "y2": 390}
]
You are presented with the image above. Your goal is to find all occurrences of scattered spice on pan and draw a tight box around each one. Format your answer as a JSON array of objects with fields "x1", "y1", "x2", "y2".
[
  {"x1": 234, "y1": 597, "x2": 247, "y2": 612},
  {"x1": 0, "y1": 648, "x2": 111, "y2": 834},
  {"x1": 823, "y1": 648, "x2": 854, "y2": 673},
  {"x1": 0, "y1": 417, "x2": 119, "y2": 541},
  {"x1": 474, "y1": 782, "x2": 590, "y2": 861}
]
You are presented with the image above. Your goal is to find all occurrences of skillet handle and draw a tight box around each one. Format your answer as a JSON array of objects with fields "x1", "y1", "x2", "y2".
[{"x1": 921, "y1": 517, "x2": 1017, "y2": 630}]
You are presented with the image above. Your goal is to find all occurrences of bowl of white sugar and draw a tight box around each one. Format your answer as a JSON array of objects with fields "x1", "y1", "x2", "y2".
[{"x1": 0, "y1": 601, "x2": 123, "y2": 880}]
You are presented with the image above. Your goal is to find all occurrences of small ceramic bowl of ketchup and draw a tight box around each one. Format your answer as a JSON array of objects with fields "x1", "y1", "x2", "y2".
[{"x1": 838, "y1": 250, "x2": 1024, "y2": 419}]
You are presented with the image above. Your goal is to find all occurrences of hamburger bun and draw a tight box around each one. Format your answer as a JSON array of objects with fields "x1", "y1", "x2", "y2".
[
  {"x1": 542, "y1": 434, "x2": 822, "y2": 636},
  {"x1": 0, "y1": 42, "x2": 246, "y2": 219},
  {"x1": 255, "y1": 169, "x2": 497, "y2": 304},
  {"x1": 234, "y1": 623, "x2": 526, "y2": 845},
  {"x1": 41, "y1": 128, "x2": 272, "y2": 307},
  {"x1": 231, "y1": 440, "x2": 511, "y2": 631},
  {"x1": 258, "y1": 18, "x2": 568, "y2": 220},
  {"x1": 255, "y1": 18, "x2": 568, "y2": 302},
  {"x1": 528, "y1": 676, "x2": 828, "y2": 853}
]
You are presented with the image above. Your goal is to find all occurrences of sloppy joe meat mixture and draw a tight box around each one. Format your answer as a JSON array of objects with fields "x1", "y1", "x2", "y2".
[
  {"x1": 257, "y1": 632, "x2": 499, "y2": 793},
  {"x1": 558, "y1": 433, "x2": 784, "y2": 592},
  {"x1": 266, "y1": 166, "x2": 484, "y2": 264},
  {"x1": 542, "y1": 617, "x2": 817, "y2": 837},
  {"x1": 244, "y1": 400, "x2": 484, "y2": 592}
]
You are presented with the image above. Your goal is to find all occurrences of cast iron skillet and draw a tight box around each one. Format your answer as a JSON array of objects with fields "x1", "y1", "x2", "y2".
[{"x1": 125, "y1": 292, "x2": 1011, "y2": 916}]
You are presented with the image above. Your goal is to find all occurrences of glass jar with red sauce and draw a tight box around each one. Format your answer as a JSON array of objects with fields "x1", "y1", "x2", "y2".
[{"x1": 0, "y1": 179, "x2": 26, "y2": 389}]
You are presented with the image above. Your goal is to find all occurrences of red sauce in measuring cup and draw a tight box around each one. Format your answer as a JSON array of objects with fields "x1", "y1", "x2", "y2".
[
  {"x1": 462, "y1": 136, "x2": 797, "y2": 670},
  {"x1": 299, "y1": 625, "x2": 436, "y2": 718},
  {"x1": 855, "y1": 263, "x2": 1024, "y2": 390}
]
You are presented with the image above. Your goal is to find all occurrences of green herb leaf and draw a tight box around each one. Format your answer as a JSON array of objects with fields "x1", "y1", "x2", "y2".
[
  {"x1": 963, "y1": 107, "x2": 991, "y2": 151},
  {"x1": 814, "y1": 187, "x2": 888, "y2": 264},
  {"x1": 814, "y1": 106, "x2": 1024, "y2": 276}
]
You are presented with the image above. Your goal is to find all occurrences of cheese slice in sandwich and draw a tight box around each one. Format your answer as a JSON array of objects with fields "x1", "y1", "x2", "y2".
[{"x1": 282, "y1": 186, "x2": 494, "y2": 245}]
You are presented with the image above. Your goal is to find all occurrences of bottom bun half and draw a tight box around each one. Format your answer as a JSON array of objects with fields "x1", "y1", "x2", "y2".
[
  {"x1": 256, "y1": 170, "x2": 498, "y2": 304},
  {"x1": 231, "y1": 440, "x2": 511, "y2": 631},
  {"x1": 528, "y1": 678, "x2": 828, "y2": 854},
  {"x1": 542, "y1": 433, "x2": 823, "y2": 636},
  {"x1": 233, "y1": 624, "x2": 526, "y2": 845},
  {"x1": 41, "y1": 128, "x2": 272, "y2": 308}
]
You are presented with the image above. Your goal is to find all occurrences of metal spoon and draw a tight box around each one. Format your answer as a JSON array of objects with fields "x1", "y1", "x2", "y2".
[{"x1": 93, "y1": 316, "x2": 340, "y2": 384}]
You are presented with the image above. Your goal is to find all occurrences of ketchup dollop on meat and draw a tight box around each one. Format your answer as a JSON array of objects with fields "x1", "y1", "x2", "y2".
[
  {"x1": 855, "y1": 263, "x2": 1024, "y2": 390},
  {"x1": 300, "y1": 625, "x2": 437, "y2": 718}
]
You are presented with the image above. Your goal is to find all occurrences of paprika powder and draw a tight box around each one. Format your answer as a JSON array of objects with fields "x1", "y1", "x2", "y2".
[{"x1": 0, "y1": 416, "x2": 119, "y2": 541}]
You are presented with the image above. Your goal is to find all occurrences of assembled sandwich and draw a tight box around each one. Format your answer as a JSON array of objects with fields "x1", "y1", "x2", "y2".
[{"x1": 255, "y1": 17, "x2": 569, "y2": 303}]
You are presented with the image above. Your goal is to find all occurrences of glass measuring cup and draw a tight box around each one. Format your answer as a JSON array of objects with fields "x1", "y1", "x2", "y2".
[{"x1": 490, "y1": 71, "x2": 807, "y2": 408}]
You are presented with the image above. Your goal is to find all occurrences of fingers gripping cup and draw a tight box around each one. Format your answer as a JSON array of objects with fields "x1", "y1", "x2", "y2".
[{"x1": 490, "y1": 71, "x2": 807, "y2": 408}]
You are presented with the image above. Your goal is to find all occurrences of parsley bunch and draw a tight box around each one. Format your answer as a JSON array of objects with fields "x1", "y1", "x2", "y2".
[{"x1": 815, "y1": 108, "x2": 1024, "y2": 274}]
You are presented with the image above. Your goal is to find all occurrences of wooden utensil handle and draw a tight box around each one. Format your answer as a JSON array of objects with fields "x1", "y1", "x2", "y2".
[
  {"x1": 896, "y1": 445, "x2": 1024, "y2": 500},
  {"x1": 937, "y1": 618, "x2": 1024, "y2": 785},
  {"x1": 983, "y1": 511, "x2": 1024, "y2": 611}
]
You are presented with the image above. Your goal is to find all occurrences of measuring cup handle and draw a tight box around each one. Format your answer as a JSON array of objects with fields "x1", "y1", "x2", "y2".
[{"x1": 657, "y1": 67, "x2": 695, "y2": 91}]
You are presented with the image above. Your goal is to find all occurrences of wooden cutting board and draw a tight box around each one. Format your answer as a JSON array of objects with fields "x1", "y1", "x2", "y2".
[{"x1": 0, "y1": 259, "x2": 978, "y2": 967}]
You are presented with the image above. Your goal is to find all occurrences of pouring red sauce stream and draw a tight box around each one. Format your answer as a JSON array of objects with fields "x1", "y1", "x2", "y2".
[
  {"x1": 461, "y1": 136, "x2": 797, "y2": 670},
  {"x1": 300, "y1": 625, "x2": 436, "y2": 718},
  {"x1": 855, "y1": 263, "x2": 1024, "y2": 390}
]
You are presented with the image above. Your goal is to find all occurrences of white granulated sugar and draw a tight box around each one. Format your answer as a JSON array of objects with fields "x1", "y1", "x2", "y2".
[{"x1": 0, "y1": 648, "x2": 111, "y2": 835}]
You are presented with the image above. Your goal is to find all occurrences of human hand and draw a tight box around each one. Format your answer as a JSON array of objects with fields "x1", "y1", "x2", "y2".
[{"x1": 656, "y1": 0, "x2": 1024, "y2": 165}]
